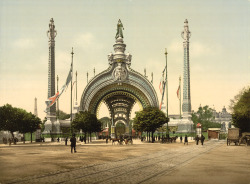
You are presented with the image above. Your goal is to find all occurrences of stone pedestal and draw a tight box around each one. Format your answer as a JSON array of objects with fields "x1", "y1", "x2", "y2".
[
  {"x1": 168, "y1": 118, "x2": 194, "y2": 134},
  {"x1": 43, "y1": 113, "x2": 56, "y2": 134},
  {"x1": 53, "y1": 119, "x2": 61, "y2": 134}
]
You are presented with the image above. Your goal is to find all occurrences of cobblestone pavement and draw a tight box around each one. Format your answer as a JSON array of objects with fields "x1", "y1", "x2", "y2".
[{"x1": 5, "y1": 140, "x2": 224, "y2": 184}]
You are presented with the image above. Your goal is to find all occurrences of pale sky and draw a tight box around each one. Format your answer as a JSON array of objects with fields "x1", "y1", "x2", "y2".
[{"x1": 0, "y1": 0, "x2": 249, "y2": 120}]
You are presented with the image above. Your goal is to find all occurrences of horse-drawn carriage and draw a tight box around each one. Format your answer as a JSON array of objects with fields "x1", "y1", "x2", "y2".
[
  {"x1": 161, "y1": 136, "x2": 178, "y2": 143},
  {"x1": 227, "y1": 128, "x2": 250, "y2": 146},
  {"x1": 110, "y1": 136, "x2": 133, "y2": 145}
]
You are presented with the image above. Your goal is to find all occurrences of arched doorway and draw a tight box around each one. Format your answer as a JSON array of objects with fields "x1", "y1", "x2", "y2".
[{"x1": 80, "y1": 20, "x2": 159, "y2": 137}]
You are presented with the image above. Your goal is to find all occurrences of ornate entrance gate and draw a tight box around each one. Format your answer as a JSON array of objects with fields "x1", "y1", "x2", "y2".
[{"x1": 80, "y1": 20, "x2": 159, "y2": 137}]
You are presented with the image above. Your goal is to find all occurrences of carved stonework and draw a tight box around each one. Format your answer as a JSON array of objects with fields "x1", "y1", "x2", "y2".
[{"x1": 113, "y1": 63, "x2": 127, "y2": 82}]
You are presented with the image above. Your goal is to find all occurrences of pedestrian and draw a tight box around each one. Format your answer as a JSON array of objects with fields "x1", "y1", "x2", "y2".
[
  {"x1": 184, "y1": 135, "x2": 188, "y2": 145},
  {"x1": 65, "y1": 137, "x2": 68, "y2": 146},
  {"x1": 8, "y1": 138, "x2": 11, "y2": 146},
  {"x1": 106, "y1": 136, "x2": 109, "y2": 144},
  {"x1": 201, "y1": 134, "x2": 205, "y2": 145},
  {"x1": 180, "y1": 135, "x2": 183, "y2": 143},
  {"x1": 195, "y1": 135, "x2": 199, "y2": 145},
  {"x1": 70, "y1": 134, "x2": 77, "y2": 153},
  {"x1": 57, "y1": 137, "x2": 60, "y2": 142}
]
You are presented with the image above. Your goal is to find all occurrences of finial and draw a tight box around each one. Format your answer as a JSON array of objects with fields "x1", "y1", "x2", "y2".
[
  {"x1": 151, "y1": 72, "x2": 153, "y2": 84},
  {"x1": 71, "y1": 47, "x2": 74, "y2": 56},
  {"x1": 165, "y1": 48, "x2": 168, "y2": 55},
  {"x1": 94, "y1": 68, "x2": 95, "y2": 76},
  {"x1": 87, "y1": 72, "x2": 89, "y2": 83}
]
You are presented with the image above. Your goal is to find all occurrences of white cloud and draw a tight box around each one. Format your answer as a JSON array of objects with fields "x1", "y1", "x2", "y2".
[
  {"x1": 72, "y1": 33, "x2": 103, "y2": 50},
  {"x1": 168, "y1": 41, "x2": 182, "y2": 54},
  {"x1": 13, "y1": 38, "x2": 35, "y2": 49},
  {"x1": 190, "y1": 42, "x2": 211, "y2": 58}
]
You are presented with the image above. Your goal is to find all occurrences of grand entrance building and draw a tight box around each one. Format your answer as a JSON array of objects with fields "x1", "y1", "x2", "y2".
[{"x1": 80, "y1": 20, "x2": 159, "y2": 137}]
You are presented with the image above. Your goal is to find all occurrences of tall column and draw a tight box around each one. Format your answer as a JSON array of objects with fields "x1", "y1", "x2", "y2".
[
  {"x1": 47, "y1": 18, "x2": 57, "y2": 116},
  {"x1": 44, "y1": 18, "x2": 57, "y2": 135},
  {"x1": 181, "y1": 19, "x2": 192, "y2": 119}
]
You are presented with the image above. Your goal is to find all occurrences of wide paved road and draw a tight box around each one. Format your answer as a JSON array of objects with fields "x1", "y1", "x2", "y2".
[{"x1": 5, "y1": 140, "x2": 224, "y2": 184}]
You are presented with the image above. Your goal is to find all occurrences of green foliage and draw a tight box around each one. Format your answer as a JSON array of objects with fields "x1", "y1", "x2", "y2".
[
  {"x1": 133, "y1": 106, "x2": 169, "y2": 133},
  {"x1": 0, "y1": 104, "x2": 19, "y2": 133},
  {"x1": 230, "y1": 86, "x2": 250, "y2": 132},
  {"x1": 0, "y1": 104, "x2": 41, "y2": 140},
  {"x1": 99, "y1": 117, "x2": 111, "y2": 129},
  {"x1": 191, "y1": 105, "x2": 220, "y2": 131},
  {"x1": 56, "y1": 110, "x2": 70, "y2": 120},
  {"x1": 72, "y1": 111, "x2": 102, "y2": 133}
]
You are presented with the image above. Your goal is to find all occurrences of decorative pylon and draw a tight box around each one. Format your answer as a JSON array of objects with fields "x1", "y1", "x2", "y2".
[{"x1": 181, "y1": 19, "x2": 192, "y2": 119}]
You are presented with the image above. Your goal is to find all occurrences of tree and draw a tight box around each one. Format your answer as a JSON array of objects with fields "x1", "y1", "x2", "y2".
[
  {"x1": 0, "y1": 104, "x2": 20, "y2": 139},
  {"x1": 72, "y1": 111, "x2": 102, "y2": 142},
  {"x1": 0, "y1": 104, "x2": 41, "y2": 142},
  {"x1": 133, "y1": 107, "x2": 168, "y2": 142},
  {"x1": 19, "y1": 112, "x2": 41, "y2": 143},
  {"x1": 57, "y1": 110, "x2": 70, "y2": 120},
  {"x1": 191, "y1": 105, "x2": 220, "y2": 131},
  {"x1": 99, "y1": 117, "x2": 111, "y2": 130},
  {"x1": 230, "y1": 86, "x2": 250, "y2": 132}
]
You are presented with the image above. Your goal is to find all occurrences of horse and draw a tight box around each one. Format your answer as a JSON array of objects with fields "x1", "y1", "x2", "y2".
[
  {"x1": 125, "y1": 137, "x2": 133, "y2": 145},
  {"x1": 110, "y1": 138, "x2": 121, "y2": 145}
]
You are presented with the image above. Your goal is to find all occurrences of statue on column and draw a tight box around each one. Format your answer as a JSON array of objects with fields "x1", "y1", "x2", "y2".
[
  {"x1": 181, "y1": 19, "x2": 191, "y2": 41},
  {"x1": 115, "y1": 19, "x2": 124, "y2": 39}
]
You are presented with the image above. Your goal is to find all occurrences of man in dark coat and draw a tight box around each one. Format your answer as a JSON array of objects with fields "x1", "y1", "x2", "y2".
[
  {"x1": 184, "y1": 135, "x2": 188, "y2": 145},
  {"x1": 65, "y1": 137, "x2": 68, "y2": 146},
  {"x1": 195, "y1": 135, "x2": 200, "y2": 145},
  {"x1": 70, "y1": 134, "x2": 77, "y2": 153},
  {"x1": 201, "y1": 134, "x2": 205, "y2": 145}
]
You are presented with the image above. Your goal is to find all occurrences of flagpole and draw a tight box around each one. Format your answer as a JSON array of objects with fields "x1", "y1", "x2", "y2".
[
  {"x1": 179, "y1": 76, "x2": 181, "y2": 119},
  {"x1": 70, "y1": 47, "x2": 74, "y2": 134},
  {"x1": 165, "y1": 48, "x2": 168, "y2": 136},
  {"x1": 57, "y1": 75, "x2": 59, "y2": 120},
  {"x1": 76, "y1": 71, "x2": 77, "y2": 102}
]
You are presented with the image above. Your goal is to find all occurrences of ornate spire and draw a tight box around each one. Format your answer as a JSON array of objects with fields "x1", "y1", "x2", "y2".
[
  {"x1": 108, "y1": 19, "x2": 132, "y2": 67},
  {"x1": 181, "y1": 19, "x2": 191, "y2": 41}
]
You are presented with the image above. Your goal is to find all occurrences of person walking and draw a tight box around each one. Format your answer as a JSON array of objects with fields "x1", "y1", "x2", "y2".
[
  {"x1": 184, "y1": 135, "x2": 188, "y2": 145},
  {"x1": 180, "y1": 135, "x2": 183, "y2": 143},
  {"x1": 65, "y1": 137, "x2": 68, "y2": 146},
  {"x1": 195, "y1": 135, "x2": 199, "y2": 145},
  {"x1": 70, "y1": 134, "x2": 77, "y2": 153},
  {"x1": 201, "y1": 134, "x2": 205, "y2": 145}
]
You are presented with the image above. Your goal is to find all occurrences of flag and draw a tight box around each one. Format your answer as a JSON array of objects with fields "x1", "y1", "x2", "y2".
[
  {"x1": 159, "y1": 68, "x2": 165, "y2": 94},
  {"x1": 45, "y1": 63, "x2": 72, "y2": 112},
  {"x1": 159, "y1": 80, "x2": 166, "y2": 110},
  {"x1": 177, "y1": 85, "x2": 180, "y2": 99}
]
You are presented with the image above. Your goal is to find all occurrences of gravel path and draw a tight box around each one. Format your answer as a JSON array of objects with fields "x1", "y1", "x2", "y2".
[{"x1": 5, "y1": 140, "x2": 223, "y2": 184}]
